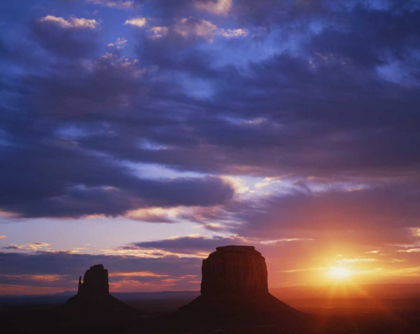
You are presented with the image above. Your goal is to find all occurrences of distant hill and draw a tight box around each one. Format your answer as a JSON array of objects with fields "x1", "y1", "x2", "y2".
[{"x1": 2, "y1": 284, "x2": 420, "y2": 304}]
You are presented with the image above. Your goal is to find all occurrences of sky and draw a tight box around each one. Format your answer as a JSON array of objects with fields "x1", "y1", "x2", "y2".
[{"x1": 1, "y1": 0, "x2": 420, "y2": 295}]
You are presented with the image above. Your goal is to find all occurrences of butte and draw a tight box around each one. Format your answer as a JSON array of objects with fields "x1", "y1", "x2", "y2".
[{"x1": 164, "y1": 245, "x2": 311, "y2": 332}]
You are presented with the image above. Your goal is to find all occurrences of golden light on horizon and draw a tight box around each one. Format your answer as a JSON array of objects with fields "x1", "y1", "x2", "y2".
[{"x1": 329, "y1": 266, "x2": 352, "y2": 279}]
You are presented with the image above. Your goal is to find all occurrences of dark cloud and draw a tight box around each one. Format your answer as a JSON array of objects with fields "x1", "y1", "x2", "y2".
[
  {"x1": 0, "y1": 138, "x2": 234, "y2": 218},
  {"x1": 231, "y1": 0, "x2": 326, "y2": 26},
  {"x1": 129, "y1": 235, "x2": 246, "y2": 254},
  {"x1": 132, "y1": 0, "x2": 197, "y2": 18},
  {"x1": 6, "y1": 3, "x2": 418, "y2": 180},
  {"x1": 2, "y1": 246, "x2": 21, "y2": 250},
  {"x1": 1, "y1": 0, "x2": 420, "y2": 225},
  {"x1": 231, "y1": 0, "x2": 420, "y2": 27},
  {"x1": 31, "y1": 16, "x2": 100, "y2": 59},
  {"x1": 2, "y1": 0, "x2": 420, "y2": 294}
]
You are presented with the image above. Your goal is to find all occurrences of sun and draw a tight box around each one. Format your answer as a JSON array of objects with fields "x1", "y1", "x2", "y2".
[{"x1": 329, "y1": 266, "x2": 351, "y2": 279}]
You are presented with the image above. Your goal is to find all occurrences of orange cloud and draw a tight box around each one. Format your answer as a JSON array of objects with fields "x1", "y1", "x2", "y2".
[
  {"x1": 109, "y1": 276, "x2": 185, "y2": 292},
  {"x1": 0, "y1": 284, "x2": 67, "y2": 296},
  {"x1": 39, "y1": 16, "x2": 99, "y2": 29},
  {"x1": 0, "y1": 274, "x2": 62, "y2": 282},
  {"x1": 109, "y1": 271, "x2": 169, "y2": 278}
]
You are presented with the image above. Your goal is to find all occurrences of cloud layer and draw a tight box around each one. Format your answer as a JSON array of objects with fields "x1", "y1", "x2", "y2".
[{"x1": 1, "y1": 0, "x2": 420, "y2": 293}]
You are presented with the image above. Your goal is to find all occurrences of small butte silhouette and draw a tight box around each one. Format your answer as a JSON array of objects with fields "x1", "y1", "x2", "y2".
[
  {"x1": 64, "y1": 264, "x2": 139, "y2": 327},
  {"x1": 66, "y1": 264, "x2": 125, "y2": 306}
]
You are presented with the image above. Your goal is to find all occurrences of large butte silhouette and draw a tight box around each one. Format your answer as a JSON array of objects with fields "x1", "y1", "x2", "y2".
[{"x1": 165, "y1": 245, "x2": 309, "y2": 332}]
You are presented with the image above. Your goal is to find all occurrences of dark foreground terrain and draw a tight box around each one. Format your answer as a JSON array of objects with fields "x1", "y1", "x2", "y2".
[{"x1": 1, "y1": 290, "x2": 420, "y2": 334}]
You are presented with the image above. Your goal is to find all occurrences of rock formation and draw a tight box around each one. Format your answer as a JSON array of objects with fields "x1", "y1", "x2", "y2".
[
  {"x1": 78, "y1": 264, "x2": 109, "y2": 297},
  {"x1": 64, "y1": 264, "x2": 139, "y2": 324},
  {"x1": 168, "y1": 245, "x2": 306, "y2": 332},
  {"x1": 66, "y1": 264, "x2": 123, "y2": 306},
  {"x1": 201, "y1": 245, "x2": 268, "y2": 300}
]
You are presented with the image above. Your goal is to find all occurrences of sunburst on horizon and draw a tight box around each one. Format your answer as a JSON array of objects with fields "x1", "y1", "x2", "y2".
[{"x1": 329, "y1": 266, "x2": 352, "y2": 279}]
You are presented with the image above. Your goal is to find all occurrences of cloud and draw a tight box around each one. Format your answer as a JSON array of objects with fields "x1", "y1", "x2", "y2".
[
  {"x1": 0, "y1": 42, "x2": 234, "y2": 219},
  {"x1": 259, "y1": 238, "x2": 313, "y2": 245},
  {"x1": 11, "y1": 2, "x2": 415, "y2": 184},
  {"x1": 27, "y1": 242, "x2": 50, "y2": 250},
  {"x1": 408, "y1": 228, "x2": 420, "y2": 237},
  {"x1": 128, "y1": 235, "x2": 248, "y2": 254},
  {"x1": 387, "y1": 266, "x2": 420, "y2": 277},
  {"x1": 32, "y1": 16, "x2": 100, "y2": 58},
  {"x1": 398, "y1": 248, "x2": 420, "y2": 253},
  {"x1": 38, "y1": 16, "x2": 99, "y2": 29},
  {"x1": 195, "y1": 0, "x2": 233, "y2": 15},
  {"x1": 2, "y1": 0, "x2": 420, "y2": 238},
  {"x1": 2, "y1": 245, "x2": 23, "y2": 250},
  {"x1": 3, "y1": 0, "x2": 420, "y2": 293},
  {"x1": 124, "y1": 17, "x2": 147, "y2": 28},
  {"x1": 146, "y1": 17, "x2": 248, "y2": 41},
  {"x1": 254, "y1": 177, "x2": 282, "y2": 189},
  {"x1": 107, "y1": 37, "x2": 128, "y2": 49},
  {"x1": 0, "y1": 235, "x2": 6, "y2": 239},
  {"x1": 149, "y1": 26, "x2": 169, "y2": 39},
  {"x1": 128, "y1": 0, "x2": 232, "y2": 17},
  {"x1": 219, "y1": 28, "x2": 249, "y2": 38},
  {"x1": 341, "y1": 258, "x2": 377, "y2": 263},
  {"x1": 124, "y1": 235, "x2": 312, "y2": 259},
  {"x1": 56, "y1": 45, "x2": 419, "y2": 180},
  {"x1": 126, "y1": 207, "x2": 183, "y2": 223},
  {"x1": 87, "y1": 0, "x2": 134, "y2": 9},
  {"x1": 0, "y1": 145, "x2": 234, "y2": 217},
  {"x1": 0, "y1": 274, "x2": 62, "y2": 282},
  {"x1": 2, "y1": 242, "x2": 50, "y2": 252},
  {"x1": 150, "y1": 17, "x2": 218, "y2": 41},
  {"x1": 109, "y1": 271, "x2": 169, "y2": 278}
]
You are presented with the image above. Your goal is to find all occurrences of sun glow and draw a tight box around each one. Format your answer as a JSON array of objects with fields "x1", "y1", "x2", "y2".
[{"x1": 329, "y1": 266, "x2": 351, "y2": 279}]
